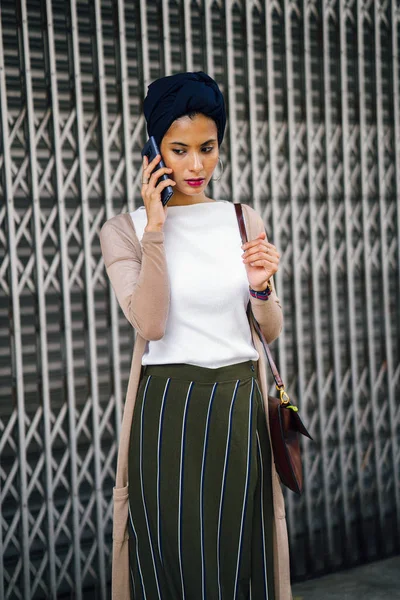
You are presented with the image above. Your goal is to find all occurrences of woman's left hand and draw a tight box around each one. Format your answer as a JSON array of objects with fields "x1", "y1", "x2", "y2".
[{"x1": 241, "y1": 231, "x2": 280, "y2": 291}]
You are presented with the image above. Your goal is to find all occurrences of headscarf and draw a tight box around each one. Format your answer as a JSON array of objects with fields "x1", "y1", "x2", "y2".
[{"x1": 143, "y1": 71, "x2": 226, "y2": 146}]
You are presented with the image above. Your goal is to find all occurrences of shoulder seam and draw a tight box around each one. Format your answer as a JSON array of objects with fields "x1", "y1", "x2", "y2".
[{"x1": 100, "y1": 212, "x2": 141, "y2": 252}]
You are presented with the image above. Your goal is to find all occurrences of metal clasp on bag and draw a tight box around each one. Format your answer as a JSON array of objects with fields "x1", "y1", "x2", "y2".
[
  {"x1": 275, "y1": 384, "x2": 290, "y2": 404},
  {"x1": 276, "y1": 385, "x2": 298, "y2": 411}
]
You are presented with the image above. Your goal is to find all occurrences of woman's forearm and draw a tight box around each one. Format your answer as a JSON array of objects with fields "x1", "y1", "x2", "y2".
[{"x1": 250, "y1": 277, "x2": 283, "y2": 344}]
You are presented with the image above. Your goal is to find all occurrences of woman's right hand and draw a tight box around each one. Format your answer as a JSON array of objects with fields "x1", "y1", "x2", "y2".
[{"x1": 142, "y1": 154, "x2": 176, "y2": 232}]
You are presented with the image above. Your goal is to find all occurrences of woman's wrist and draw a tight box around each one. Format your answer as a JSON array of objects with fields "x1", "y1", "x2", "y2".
[
  {"x1": 145, "y1": 224, "x2": 164, "y2": 232},
  {"x1": 249, "y1": 281, "x2": 272, "y2": 300}
]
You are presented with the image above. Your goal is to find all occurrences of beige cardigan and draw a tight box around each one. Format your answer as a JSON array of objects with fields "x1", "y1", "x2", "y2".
[{"x1": 99, "y1": 203, "x2": 292, "y2": 600}]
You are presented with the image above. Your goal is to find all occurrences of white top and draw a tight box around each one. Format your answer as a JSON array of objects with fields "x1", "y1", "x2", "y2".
[{"x1": 130, "y1": 200, "x2": 259, "y2": 368}]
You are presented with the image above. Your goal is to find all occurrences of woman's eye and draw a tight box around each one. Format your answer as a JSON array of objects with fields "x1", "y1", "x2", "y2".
[{"x1": 172, "y1": 147, "x2": 214, "y2": 155}]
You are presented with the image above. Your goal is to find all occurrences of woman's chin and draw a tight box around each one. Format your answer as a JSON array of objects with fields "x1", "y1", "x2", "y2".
[{"x1": 174, "y1": 184, "x2": 207, "y2": 197}]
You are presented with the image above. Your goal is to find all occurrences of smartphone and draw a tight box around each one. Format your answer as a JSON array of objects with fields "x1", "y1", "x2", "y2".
[{"x1": 141, "y1": 136, "x2": 174, "y2": 206}]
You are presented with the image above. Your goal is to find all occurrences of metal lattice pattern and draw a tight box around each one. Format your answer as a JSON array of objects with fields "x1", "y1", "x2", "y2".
[{"x1": 0, "y1": 0, "x2": 399, "y2": 598}]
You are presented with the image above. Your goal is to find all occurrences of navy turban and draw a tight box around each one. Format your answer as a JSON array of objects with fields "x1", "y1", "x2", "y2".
[{"x1": 143, "y1": 71, "x2": 226, "y2": 147}]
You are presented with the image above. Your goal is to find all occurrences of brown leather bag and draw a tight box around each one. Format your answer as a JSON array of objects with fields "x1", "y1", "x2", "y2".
[{"x1": 235, "y1": 203, "x2": 312, "y2": 495}]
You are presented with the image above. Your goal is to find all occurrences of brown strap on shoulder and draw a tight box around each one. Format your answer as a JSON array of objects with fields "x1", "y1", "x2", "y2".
[
  {"x1": 234, "y1": 203, "x2": 284, "y2": 389},
  {"x1": 234, "y1": 201, "x2": 247, "y2": 244}
]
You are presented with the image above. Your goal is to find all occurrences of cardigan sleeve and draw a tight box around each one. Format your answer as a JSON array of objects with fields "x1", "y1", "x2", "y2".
[
  {"x1": 242, "y1": 204, "x2": 283, "y2": 344},
  {"x1": 99, "y1": 216, "x2": 170, "y2": 341}
]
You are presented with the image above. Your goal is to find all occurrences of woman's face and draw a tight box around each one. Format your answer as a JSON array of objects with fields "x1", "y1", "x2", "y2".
[{"x1": 160, "y1": 113, "x2": 219, "y2": 197}]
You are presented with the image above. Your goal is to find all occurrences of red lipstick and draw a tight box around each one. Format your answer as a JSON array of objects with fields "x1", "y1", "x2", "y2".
[{"x1": 186, "y1": 178, "x2": 205, "y2": 187}]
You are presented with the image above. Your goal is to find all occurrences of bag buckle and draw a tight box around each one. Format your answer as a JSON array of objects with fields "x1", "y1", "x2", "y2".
[{"x1": 276, "y1": 384, "x2": 290, "y2": 405}]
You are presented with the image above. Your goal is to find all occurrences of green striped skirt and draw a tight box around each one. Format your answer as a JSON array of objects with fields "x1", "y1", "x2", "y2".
[{"x1": 128, "y1": 360, "x2": 275, "y2": 599}]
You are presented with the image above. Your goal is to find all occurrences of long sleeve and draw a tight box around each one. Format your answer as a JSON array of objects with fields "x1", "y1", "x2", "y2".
[
  {"x1": 99, "y1": 215, "x2": 170, "y2": 340},
  {"x1": 242, "y1": 204, "x2": 283, "y2": 344}
]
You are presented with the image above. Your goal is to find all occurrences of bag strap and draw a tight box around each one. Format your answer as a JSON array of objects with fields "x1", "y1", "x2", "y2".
[{"x1": 234, "y1": 203, "x2": 285, "y2": 392}]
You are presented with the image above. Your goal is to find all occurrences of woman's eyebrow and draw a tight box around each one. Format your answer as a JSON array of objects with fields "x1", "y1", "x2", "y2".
[{"x1": 168, "y1": 138, "x2": 217, "y2": 146}]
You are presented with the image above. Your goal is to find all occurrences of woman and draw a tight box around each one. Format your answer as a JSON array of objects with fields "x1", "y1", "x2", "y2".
[{"x1": 99, "y1": 72, "x2": 292, "y2": 600}]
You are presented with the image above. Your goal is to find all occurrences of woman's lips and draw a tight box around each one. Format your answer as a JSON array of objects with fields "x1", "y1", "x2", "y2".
[{"x1": 185, "y1": 179, "x2": 205, "y2": 187}]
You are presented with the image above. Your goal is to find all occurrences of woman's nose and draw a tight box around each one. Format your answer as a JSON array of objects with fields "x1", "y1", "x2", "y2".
[{"x1": 190, "y1": 153, "x2": 203, "y2": 171}]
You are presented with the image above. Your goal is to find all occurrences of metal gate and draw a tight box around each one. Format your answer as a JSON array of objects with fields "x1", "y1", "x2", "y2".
[{"x1": 0, "y1": 0, "x2": 399, "y2": 598}]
